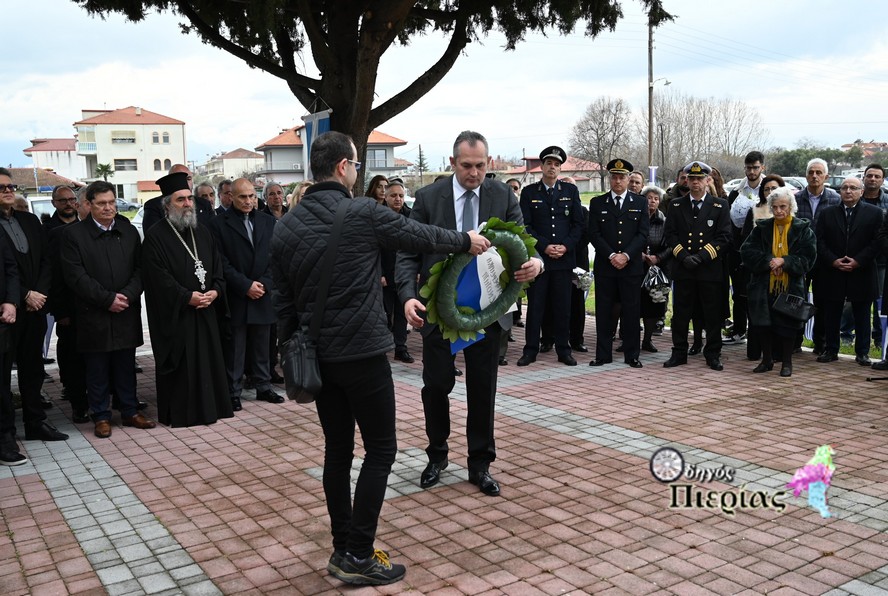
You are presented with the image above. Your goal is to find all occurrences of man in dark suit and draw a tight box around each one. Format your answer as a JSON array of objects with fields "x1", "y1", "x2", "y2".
[
  {"x1": 142, "y1": 164, "x2": 214, "y2": 232},
  {"x1": 210, "y1": 177, "x2": 281, "y2": 411},
  {"x1": 663, "y1": 161, "x2": 732, "y2": 371},
  {"x1": 588, "y1": 159, "x2": 650, "y2": 368},
  {"x1": 795, "y1": 158, "x2": 840, "y2": 353},
  {"x1": 216, "y1": 180, "x2": 233, "y2": 214},
  {"x1": 517, "y1": 146, "x2": 584, "y2": 367},
  {"x1": 396, "y1": 131, "x2": 543, "y2": 497},
  {"x1": 815, "y1": 176, "x2": 883, "y2": 364},
  {"x1": 0, "y1": 168, "x2": 66, "y2": 442}
]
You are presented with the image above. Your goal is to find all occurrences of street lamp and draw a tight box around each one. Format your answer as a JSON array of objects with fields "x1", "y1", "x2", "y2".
[{"x1": 647, "y1": 76, "x2": 670, "y2": 171}]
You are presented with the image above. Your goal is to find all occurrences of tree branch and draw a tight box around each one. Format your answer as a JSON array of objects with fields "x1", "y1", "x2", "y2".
[
  {"x1": 369, "y1": 6, "x2": 471, "y2": 127},
  {"x1": 294, "y1": 0, "x2": 334, "y2": 72},
  {"x1": 174, "y1": 0, "x2": 320, "y2": 89}
]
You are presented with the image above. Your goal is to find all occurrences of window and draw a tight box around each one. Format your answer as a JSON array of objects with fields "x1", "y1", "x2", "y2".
[
  {"x1": 116, "y1": 184, "x2": 126, "y2": 199},
  {"x1": 111, "y1": 130, "x2": 136, "y2": 144},
  {"x1": 113, "y1": 159, "x2": 137, "y2": 171},
  {"x1": 153, "y1": 159, "x2": 162, "y2": 171},
  {"x1": 152, "y1": 132, "x2": 159, "y2": 144},
  {"x1": 367, "y1": 149, "x2": 387, "y2": 169},
  {"x1": 162, "y1": 133, "x2": 170, "y2": 144},
  {"x1": 163, "y1": 159, "x2": 172, "y2": 170}
]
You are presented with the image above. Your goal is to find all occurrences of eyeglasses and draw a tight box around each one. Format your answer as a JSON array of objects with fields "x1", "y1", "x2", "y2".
[
  {"x1": 0, "y1": 184, "x2": 18, "y2": 193},
  {"x1": 347, "y1": 159, "x2": 362, "y2": 171}
]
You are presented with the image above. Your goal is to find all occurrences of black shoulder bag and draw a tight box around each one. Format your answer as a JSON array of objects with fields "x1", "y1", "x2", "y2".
[{"x1": 281, "y1": 200, "x2": 349, "y2": 403}]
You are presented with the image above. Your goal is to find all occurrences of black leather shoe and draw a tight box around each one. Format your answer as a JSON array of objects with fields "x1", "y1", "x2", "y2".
[
  {"x1": 663, "y1": 354, "x2": 687, "y2": 368},
  {"x1": 469, "y1": 470, "x2": 501, "y2": 496},
  {"x1": 134, "y1": 364, "x2": 143, "y2": 373},
  {"x1": 454, "y1": 367, "x2": 462, "y2": 376},
  {"x1": 752, "y1": 361, "x2": 773, "y2": 373},
  {"x1": 707, "y1": 358, "x2": 724, "y2": 371},
  {"x1": 231, "y1": 397, "x2": 242, "y2": 412},
  {"x1": 856, "y1": 354, "x2": 872, "y2": 366},
  {"x1": 137, "y1": 400, "x2": 148, "y2": 411},
  {"x1": 817, "y1": 351, "x2": 838, "y2": 363},
  {"x1": 394, "y1": 350, "x2": 415, "y2": 363},
  {"x1": 688, "y1": 343, "x2": 703, "y2": 356},
  {"x1": 43, "y1": 357, "x2": 55, "y2": 364},
  {"x1": 0, "y1": 448, "x2": 27, "y2": 466},
  {"x1": 40, "y1": 395, "x2": 53, "y2": 409},
  {"x1": 626, "y1": 359, "x2": 643, "y2": 368},
  {"x1": 72, "y1": 409, "x2": 90, "y2": 424},
  {"x1": 24, "y1": 422, "x2": 68, "y2": 442},
  {"x1": 812, "y1": 346, "x2": 824, "y2": 356},
  {"x1": 256, "y1": 389, "x2": 285, "y2": 404},
  {"x1": 558, "y1": 355, "x2": 577, "y2": 366},
  {"x1": 570, "y1": 343, "x2": 588, "y2": 353},
  {"x1": 780, "y1": 364, "x2": 793, "y2": 377},
  {"x1": 514, "y1": 320, "x2": 524, "y2": 328},
  {"x1": 508, "y1": 333, "x2": 515, "y2": 342},
  {"x1": 420, "y1": 459, "x2": 448, "y2": 488},
  {"x1": 270, "y1": 371, "x2": 285, "y2": 384},
  {"x1": 498, "y1": 358, "x2": 508, "y2": 366},
  {"x1": 516, "y1": 355, "x2": 535, "y2": 367},
  {"x1": 641, "y1": 341, "x2": 658, "y2": 353},
  {"x1": 539, "y1": 343, "x2": 553, "y2": 353},
  {"x1": 588, "y1": 359, "x2": 612, "y2": 367},
  {"x1": 872, "y1": 360, "x2": 888, "y2": 371},
  {"x1": 615, "y1": 344, "x2": 624, "y2": 353}
]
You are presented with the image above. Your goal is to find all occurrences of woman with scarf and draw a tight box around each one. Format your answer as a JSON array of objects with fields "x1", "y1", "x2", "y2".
[{"x1": 740, "y1": 186, "x2": 816, "y2": 377}]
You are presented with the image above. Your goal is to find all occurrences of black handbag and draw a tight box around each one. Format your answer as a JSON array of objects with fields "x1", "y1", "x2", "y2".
[
  {"x1": 772, "y1": 292, "x2": 816, "y2": 323},
  {"x1": 280, "y1": 200, "x2": 349, "y2": 403}
]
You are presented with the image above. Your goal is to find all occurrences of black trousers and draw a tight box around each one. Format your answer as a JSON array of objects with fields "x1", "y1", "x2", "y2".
[
  {"x1": 421, "y1": 323, "x2": 500, "y2": 473},
  {"x1": 315, "y1": 354, "x2": 396, "y2": 559},
  {"x1": 541, "y1": 284, "x2": 587, "y2": 346},
  {"x1": 595, "y1": 273, "x2": 642, "y2": 361},
  {"x1": 225, "y1": 323, "x2": 272, "y2": 396},
  {"x1": 84, "y1": 348, "x2": 137, "y2": 421},
  {"x1": 383, "y1": 286, "x2": 408, "y2": 352},
  {"x1": 3, "y1": 311, "x2": 47, "y2": 431},
  {"x1": 672, "y1": 279, "x2": 723, "y2": 358},
  {"x1": 55, "y1": 322, "x2": 87, "y2": 412},
  {"x1": 824, "y1": 299, "x2": 871, "y2": 355},
  {"x1": 729, "y1": 250, "x2": 749, "y2": 336},
  {"x1": 0, "y1": 350, "x2": 14, "y2": 449},
  {"x1": 523, "y1": 269, "x2": 572, "y2": 358}
]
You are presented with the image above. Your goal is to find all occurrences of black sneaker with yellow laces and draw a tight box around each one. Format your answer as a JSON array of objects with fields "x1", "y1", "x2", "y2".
[{"x1": 332, "y1": 549, "x2": 406, "y2": 585}]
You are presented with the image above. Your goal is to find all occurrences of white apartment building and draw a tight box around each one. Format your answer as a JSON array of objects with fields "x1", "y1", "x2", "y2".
[
  {"x1": 74, "y1": 106, "x2": 186, "y2": 202},
  {"x1": 22, "y1": 138, "x2": 88, "y2": 181}
]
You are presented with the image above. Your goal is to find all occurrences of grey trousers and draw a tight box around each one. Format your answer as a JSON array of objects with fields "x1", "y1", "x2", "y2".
[{"x1": 226, "y1": 323, "x2": 272, "y2": 397}]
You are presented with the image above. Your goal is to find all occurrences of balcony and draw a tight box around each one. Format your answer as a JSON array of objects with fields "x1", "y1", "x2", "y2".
[
  {"x1": 366, "y1": 159, "x2": 393, "y2": 170},
  {"x1": 77, "y1": 142, "x2": 97, "y2": 155}
]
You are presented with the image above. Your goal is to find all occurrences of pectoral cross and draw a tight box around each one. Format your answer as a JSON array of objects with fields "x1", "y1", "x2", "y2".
[{"x1": 194, "y1": 259, "x2": 207, "y2": 291}]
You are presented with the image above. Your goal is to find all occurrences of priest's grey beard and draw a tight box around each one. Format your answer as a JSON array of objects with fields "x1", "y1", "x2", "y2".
[{"x1": 168, "y1": 207, "x2": 197, "y2": 231}]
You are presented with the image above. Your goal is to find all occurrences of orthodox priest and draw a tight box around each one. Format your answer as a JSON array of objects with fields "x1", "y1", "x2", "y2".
[{"x1": 142, "y1": 172, "x2": 233, "y2": 427}]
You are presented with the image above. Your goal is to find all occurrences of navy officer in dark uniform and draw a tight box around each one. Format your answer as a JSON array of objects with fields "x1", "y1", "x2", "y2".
[
  {"x1": 663, "y1": 161, "x2": 733, "y2": 370},
  {"x1": 588, "y1": 159, "x2": 650, "y2": 368},
  {"x1": 517, "y1": 146, "x2": 585, "y2": 366}
]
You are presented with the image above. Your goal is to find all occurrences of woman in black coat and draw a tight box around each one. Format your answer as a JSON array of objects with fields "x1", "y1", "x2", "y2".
[
  {"x1": 639, "y1": 185, "x2": 670, "y2": 352},
  {"x1": 740, "y1": 186, "x2": 816, "y2": 377}
]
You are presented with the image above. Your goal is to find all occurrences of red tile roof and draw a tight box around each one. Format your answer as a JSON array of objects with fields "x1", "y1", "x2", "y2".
[
  {"x1": 23, "y1": 138, "x2": 77, "y2": 154},
  {"x1": 220, "y1": 148, "x2": 263, "y2": 160},
  {"x1": 74, "y1": 106, "x2": 184, "y2": 126},
  {"x1": 506, "y1": 156, "x2": 601, "y2": 175},
  {"x1": 256, "y1": 125, "x2": 406, "y2": 150},
  {"x1": 137, "y1": 181, "x2": 160, "y2": 192},
  {"x1": 4, "y1": 168, "x2": 84, "y2": 189},
  {"x1": 394, "y1": 157, "x2": 414, "y2": 167}
]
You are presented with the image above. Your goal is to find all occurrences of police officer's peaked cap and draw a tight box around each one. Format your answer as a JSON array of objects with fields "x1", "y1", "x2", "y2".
[
  {"x1": 539, "y1": 146, "x2": 567, "y2": 164},
  {"x1": 683, "y1": 161, "x2": 712, "y2": 177},
  {"x1": 606, "y1": 158, "x2": 633, "y2": 175}
]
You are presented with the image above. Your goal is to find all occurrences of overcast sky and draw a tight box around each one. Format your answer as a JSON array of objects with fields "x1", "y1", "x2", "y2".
[{"x1": 5, "y1": 0, "x2": 887, "y2": 174}]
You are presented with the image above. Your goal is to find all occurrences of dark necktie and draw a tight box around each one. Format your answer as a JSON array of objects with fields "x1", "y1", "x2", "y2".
[
  {"x1": 692, "y1": 200, "x2": 701, "y2": 216},
  {"x1": 615, "y1": 195, "x2": 622, "y2": 211},
  {"x1": 460, "y1": 191, "x2": 474, "y2": 233}
]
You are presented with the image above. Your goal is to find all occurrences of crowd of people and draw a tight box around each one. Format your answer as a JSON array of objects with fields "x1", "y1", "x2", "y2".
[{"x1": 0, "y1": 137, "x2": 885, "y2": 586}]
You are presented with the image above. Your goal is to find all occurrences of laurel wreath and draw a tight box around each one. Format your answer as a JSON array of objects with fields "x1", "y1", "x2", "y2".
[{"x1": 419, "y1": 217, "x2": 537, "y2": 342}]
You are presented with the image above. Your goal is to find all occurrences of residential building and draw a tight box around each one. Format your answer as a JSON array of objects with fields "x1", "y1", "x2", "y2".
[
  {"x1": 73, "y1": 106, "x2": 186, "y2": 202},
  {"x1": 204, "y1": 148, "x2": 264, "y2": 179},
  {"x1": 505, "y1": 155, "x2": 603, "y2": 193},
  {"x1": 22, "y1": 138, "x2": 88, "y2": 181},
  {"x1": 255, "y1": 125, "x2": 407, "y2": 185}
]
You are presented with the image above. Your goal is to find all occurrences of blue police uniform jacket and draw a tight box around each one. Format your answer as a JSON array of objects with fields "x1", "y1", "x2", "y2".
[{"x1": 519, "y1": 180, "x2": 585, "y2": 271}]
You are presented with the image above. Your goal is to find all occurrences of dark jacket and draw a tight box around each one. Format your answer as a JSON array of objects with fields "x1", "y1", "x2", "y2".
[
  {"x1": 2, "y1": 209, "x2": 50, "y2": 308},
  {"x1": 210, "y1": 207, "x2": 276, "y2": 326},
  {"x1": 61, "y1": 214, "x2": 143, "y2": 352},
  {"x1": 646, "y1": 209, "x2": 671, "y2": 266},
  {"x1": 143, "y1": 195, "x2": 215, "y2": 232},
  {"x1": 519, "y1": 180, "x2": 585, "y2": 271},
  {"x1": 271, "y1": 181, "x2": 470, "y2": 362},
  {"x1": 664, "y1": 193, "x2": 732, "y2": 282},
  {"x1": 795, "y1": 187, "x2": 840, "y2": 230},
  {"x1": 740, "y1": 217, "x2": 816, "y2": 328},
  {"x1": 44, "y1": 212, "x2": 78, "y2": 319},
  {"x1": 815, "y1": 201, "x2": 883, "y2": 302},
  {"x1": 588, "y1": 190, "x2": 650, "y2": 277}
]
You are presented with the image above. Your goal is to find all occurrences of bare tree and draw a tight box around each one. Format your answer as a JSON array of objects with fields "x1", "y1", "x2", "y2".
[{"x1": 569, "y1": 97, "x2": 633, "y2": 187}]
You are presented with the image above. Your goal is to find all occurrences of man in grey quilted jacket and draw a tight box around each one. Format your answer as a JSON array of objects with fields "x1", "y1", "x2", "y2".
[{"x1": 270, "y1": 131, "x2": 489, "y2": 586}]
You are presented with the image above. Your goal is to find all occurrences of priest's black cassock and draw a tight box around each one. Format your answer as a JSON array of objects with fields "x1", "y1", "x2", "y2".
[{"x1": 143, "y1": 220, "x2": 233, "y2": 427}]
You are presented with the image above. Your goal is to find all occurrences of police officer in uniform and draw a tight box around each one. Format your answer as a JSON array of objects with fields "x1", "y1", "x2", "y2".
[
  {"x1": 663, "y1": 161, "x2": 732, "y2": 370},
  {"x1": 588, "y1": 159, "x2": 650, "y2": 368},
  {"x1": 517, "y1": 146, "x2": 585, "y2": 366}
]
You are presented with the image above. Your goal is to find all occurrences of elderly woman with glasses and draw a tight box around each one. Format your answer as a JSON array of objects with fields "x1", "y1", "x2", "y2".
[{"x1": 740, "y1": 186, "x2": 816, "y2": 377}]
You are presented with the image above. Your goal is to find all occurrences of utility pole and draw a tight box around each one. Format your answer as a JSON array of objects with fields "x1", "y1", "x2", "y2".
[{"x1": 647, "y1": 21, "x2": 654, "y2": 170}]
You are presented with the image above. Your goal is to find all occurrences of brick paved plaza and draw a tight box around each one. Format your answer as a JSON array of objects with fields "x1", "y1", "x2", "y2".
[{"x1": 2, "y1": 319, "x2": 888, "y2": 595}]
